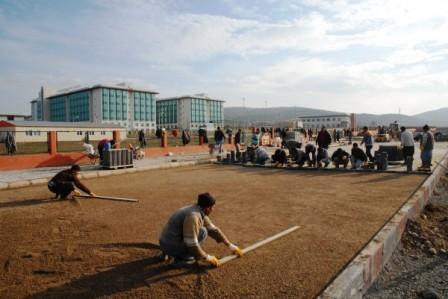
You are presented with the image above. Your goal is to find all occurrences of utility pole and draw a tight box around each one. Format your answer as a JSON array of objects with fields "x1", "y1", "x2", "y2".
[{"x1": 242, "y1": 97, "x2": 247, "y2": 129}]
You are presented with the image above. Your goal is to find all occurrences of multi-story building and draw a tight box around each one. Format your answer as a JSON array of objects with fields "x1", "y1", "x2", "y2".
[
  {"x1": 30, "y1": 84, "x2": 158, "y2": 131},
  {"x1": 156, "y1": 95, "x2": 224, "y2": 131},
  {"x1": 299, "y1": 113, "x2": 355, "y2": 130}
]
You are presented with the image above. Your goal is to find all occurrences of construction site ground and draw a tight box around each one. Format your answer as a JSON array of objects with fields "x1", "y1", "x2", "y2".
[
  {"x1": 0, "y1": 164, "x2": 428, "y2": 298},
  {"x1": 365, "y1": 175, "x2": 448, "y2": 299}
]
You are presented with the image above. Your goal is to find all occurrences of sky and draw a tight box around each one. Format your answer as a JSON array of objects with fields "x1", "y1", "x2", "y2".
[{"x1": 0, "y1": 0, "x2": 447, "y2": 115}]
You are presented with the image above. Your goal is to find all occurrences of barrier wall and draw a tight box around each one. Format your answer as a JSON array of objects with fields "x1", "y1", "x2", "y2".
[
  {"x1": 319, "y1": 153, "x2": 448, "y2": 299},
  {"x1": 0, "y1": 144, "x2": 235, "y2": 171}
]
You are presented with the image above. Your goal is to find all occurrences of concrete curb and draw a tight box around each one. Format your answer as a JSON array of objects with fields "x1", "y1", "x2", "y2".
[
  {"x1": 319, "y1": 153, "x2": 448, "y2": 299},
  {"x1": 0, "y1": 159, "x2": 216, "y2": 191}
]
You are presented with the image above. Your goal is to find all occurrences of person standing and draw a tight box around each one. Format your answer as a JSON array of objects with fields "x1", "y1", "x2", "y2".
[
  {"x1": 182, "y1": 130, "x2": 191, "y2": 146},
  {"x1": 347, "y1": 129, "x2": 353, "y2": 145},
  {"x1": 307, "y1": 128, "x2": 313, "y2": 142},
  {"x1": 214, "y1": 127, "x2": 225, "y2": 154},
  {"x1": 234, "y1": 129, "x2": 242, "y2": 159},
  {"x1": 138, "y1": 129, "x2": 146, "y2": 148},
  {"x1": 316, "y1": 127, "x2": 332, "y2": 149},
  {"x1": 400, "y1": 126, "x2": 415, "y2": 171},
  {"x1": 418, "y1": 125, "x2": 434, "y2": 171},
  {"x1": 5, "y1": 132, "x2": 17, "y2": 155},
  {"x1": 360, "y1": 126, "x2": 374, "y2": 162},
  {"x1": 159, "y1": 193, "x2": 243, "y2": 266}
]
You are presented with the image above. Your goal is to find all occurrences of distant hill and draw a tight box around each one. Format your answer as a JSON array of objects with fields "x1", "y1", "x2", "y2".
[
  {"x1": 224, "y1": 106, "x2": 343, "y2": 123},
  {"x1": 224, "y1": 106, "x2": 448, "y2": 127},
  {"x1": 413, "y1": 107, "x2": 448, "y2": 125}
]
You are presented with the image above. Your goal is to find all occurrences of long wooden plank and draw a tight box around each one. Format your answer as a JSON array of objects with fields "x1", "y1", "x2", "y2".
[
  {"x1": 75, "y1": 194, "x2": 138, "y2": 202},
  {"x1": 219, "y1": 225, "x2": 300, "y2": 265}
]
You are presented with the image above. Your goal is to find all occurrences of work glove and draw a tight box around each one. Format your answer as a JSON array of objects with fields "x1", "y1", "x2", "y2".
[
  {"x1": 73, "y1": 190, "x2": 81, "y2": 196},
  {"x1": 228, "y1": 243, "x2": 244, "y2": 257},
  {"x1": 205, "y1": 254, "x2": 220, "y2": 267}
]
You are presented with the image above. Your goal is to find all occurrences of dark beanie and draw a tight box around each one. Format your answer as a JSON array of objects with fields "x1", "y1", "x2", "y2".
[
  {"x1": 71, "y1": 164, "x2": 81, "y2": 172},
  {"x1": 197, "y1": 192, "x2": 216, "y2": 207}
]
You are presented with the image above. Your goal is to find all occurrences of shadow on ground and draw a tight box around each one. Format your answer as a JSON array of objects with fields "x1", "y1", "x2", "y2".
[
  {"x1": 0, "y1": 198, "x2": 61, "y2": 209},
  {"x1": 27, "y1": 242, "x2": 206, "y2": 299}
]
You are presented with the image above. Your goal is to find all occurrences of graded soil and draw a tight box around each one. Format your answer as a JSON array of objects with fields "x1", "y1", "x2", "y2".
[{"x1": 0, "y1": 165, "x2": 426, "y2": 298}]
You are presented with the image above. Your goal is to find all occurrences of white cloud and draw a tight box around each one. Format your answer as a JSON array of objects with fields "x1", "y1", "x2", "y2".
[{"x1": 0, "y1": 0, "x2": 447, "y2": 115}]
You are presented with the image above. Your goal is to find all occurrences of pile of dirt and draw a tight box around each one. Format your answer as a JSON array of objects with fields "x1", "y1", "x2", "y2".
[
  {"x1": 366, "y1": 175, "x2": 448, "y2": 299},
  {"x1": 402, "y1": 203, "x2": 448, "y2": 256}
]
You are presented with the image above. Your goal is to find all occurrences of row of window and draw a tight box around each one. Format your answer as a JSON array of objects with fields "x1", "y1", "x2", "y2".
[
  {"x1": 102, "y1": 88, "x2": 128, "y2": 121},
  {"x1": 76, "y1": 131, "x2": 107, "y2": 135},
  {"x1": 157, "y1": 100, "x2": 178, "y2": 124},
  {"x1": 25, "y1": 130, "x2": 41, "y2": 136},
  {"x1": 69, "y1": 92, "x2": 90, "y2": 121},
  {"x1": 303, "y1": 117, "x2": 345, "y2": 122},
  {"x1": 49, "y1": 97, "x2": 67, "y2": 121},
  {"x1": 304, "y1": 123, "x2": 347, "y2": 129}
]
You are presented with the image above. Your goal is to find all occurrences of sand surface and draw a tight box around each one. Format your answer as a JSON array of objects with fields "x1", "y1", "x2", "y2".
[{"x1": 0, "y1": 165, "x2": 426, "y2": 298}]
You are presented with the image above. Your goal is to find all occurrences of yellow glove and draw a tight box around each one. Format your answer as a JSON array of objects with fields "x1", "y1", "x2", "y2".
[
  {"x1": 205, "y1": 254, "x2": 220, "y2": 267},
  {"x1": 89, "y1": 192, "x2": 97, "y2": 197},
  {"x1": 73, "y1": 190, "x2": 81, "y2": 196},
  {"x1": 229, "y1": 243, "x2": 244, "y2": 257}
]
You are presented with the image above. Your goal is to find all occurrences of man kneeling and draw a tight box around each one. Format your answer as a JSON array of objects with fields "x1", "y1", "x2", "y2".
[
  {"x1": 331, "y1": 148, "x2": 350, "y2": 169},
  {"x1": 159, "y1": 193, "x2": 243, "y2": 267},
  {"x1": 48, "y1": 164, "x2": 96, "y2": 200}
]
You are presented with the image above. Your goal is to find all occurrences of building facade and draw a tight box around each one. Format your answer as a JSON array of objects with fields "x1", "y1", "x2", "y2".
[
  {"x1": 156, "y1": 95, "x2": 224, "y2": 130},
  {"x1": 299, "y1": 113, "x2": 354, "y2": 130},
  {"x1": 0, "y1": 120, "x2": 126, "y2": 143},
  {"x1": 30, "y1": 84, "x2": 158, "y2": 131},
  {"x1": 0, "y1": 114, "x2": 31, "y2": 121}
]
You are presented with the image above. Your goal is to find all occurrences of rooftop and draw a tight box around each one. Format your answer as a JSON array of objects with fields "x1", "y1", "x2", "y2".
[
  {"x1": 0, "y1": 120, "x2": 124, "y2": 129},
  {"x1": 298, "y1": 113, "x2": 351, "y2": 118},
  {"x1": 158, "y1": 94, "x2": 224, "y2": 102},
  {"x1": 46, "y1": 84, "x2": 159, "y2": 99}
]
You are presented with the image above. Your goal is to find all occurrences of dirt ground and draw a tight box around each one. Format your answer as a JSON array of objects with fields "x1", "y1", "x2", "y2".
[
  {"x1": 0, "y1": 165, "x2": 426, "y2": 298},
  {"x1": 365, "y1": 175, "x2": 448, "y2": 299}
]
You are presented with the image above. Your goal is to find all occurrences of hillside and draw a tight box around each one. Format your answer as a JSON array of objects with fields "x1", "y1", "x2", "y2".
[{"x1": 224, "y1": 106, "x2": 448, "y2": 127}]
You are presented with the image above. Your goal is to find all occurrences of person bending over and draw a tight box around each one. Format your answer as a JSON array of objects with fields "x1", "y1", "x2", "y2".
[
  {"x1": 317, "y1": 147, "x2": 330, "y2": 168},
  {"x1": 350, "y1": 143, "x2": 368, "y2": 169},
  {"x1": 271, "y1": 148, "x2": 288, "y2": 167},
  {"x1": 331, "y1": 148, "x2": 350, "y2": 169},
  {"x1": 47, "y1": 164, "x2": 96, "y2": 200},
  {"x1": 159, "y1": 193, "x2": 243, "y2": 267},
  {"x1": 305, "y1": 143, "x2": 317, "y2": 167}
]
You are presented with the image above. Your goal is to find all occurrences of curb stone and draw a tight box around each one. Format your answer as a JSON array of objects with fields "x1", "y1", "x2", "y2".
[
  {"x1": 319, "y1": 153, "x2": 448, "y2": 299},
  {"x1": 0, "y1": 159, "x2": 214, "y2": 191}
]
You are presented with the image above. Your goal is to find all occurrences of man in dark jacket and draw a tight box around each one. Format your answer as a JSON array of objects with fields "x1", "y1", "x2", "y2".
[
  {"x1": 305, "y1": 143, "x2": 317, "y2": 167},
  {"x1": 214, "y1": 127, "x2": 226, "y2": 154},
  {"x1": 271, "y1": 148, "x2": 288, "y2": 167},
  {"x1": 331, "y1": 148, "x2": 350, "y2": 169},
  {"x1": 47, "y1": 165, "x2": 96, "y2": 200},
  {"x1": 350, "y1": 143, "x2": 368, "y2": 169},
  {"x1": 316, "y1": 127, "x2": 332, "y2": 149}
]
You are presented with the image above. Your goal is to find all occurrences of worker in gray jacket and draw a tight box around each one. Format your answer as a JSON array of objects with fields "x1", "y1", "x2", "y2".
[{"x1": 159, "y1": 193, "x2": 243, "y2": 267}]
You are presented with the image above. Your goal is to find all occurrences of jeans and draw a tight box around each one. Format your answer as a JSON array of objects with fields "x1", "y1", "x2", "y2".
[
  {"x1": 350, "y1": 157, "x2": 363, "y2": 169},
  {"x1": 159, "y1": 227, "x2": 208, "y2": 260},
  {"x1": 421, "y1": 150, "x2": 432, "y2": 168},
  {"x1": 365, "y1": 145, "x2": 373, "y2": 162}
]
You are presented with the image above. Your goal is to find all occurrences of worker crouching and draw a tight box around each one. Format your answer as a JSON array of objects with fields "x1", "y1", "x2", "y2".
[{"x1": 159, "y1": 193, "x2": 243, "y2": 267}]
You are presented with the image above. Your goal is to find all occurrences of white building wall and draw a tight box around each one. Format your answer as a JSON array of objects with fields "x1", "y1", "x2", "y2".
[
  {"x1": 179, "y1": 98, "x2": 192, "y2": 130},
  {"x1": 91, "y1": 88, "x2": 102, "y2": 124}
]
